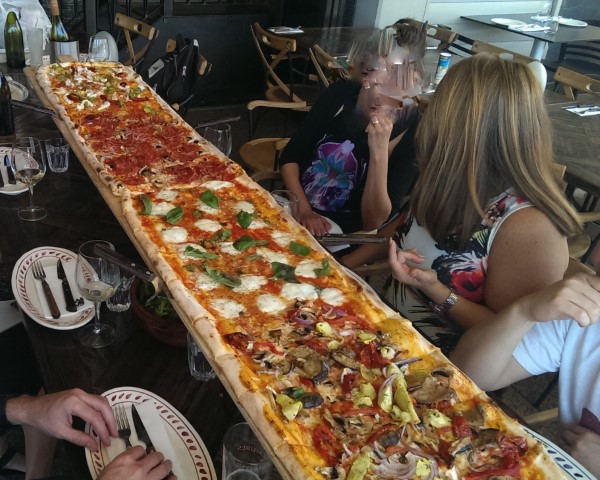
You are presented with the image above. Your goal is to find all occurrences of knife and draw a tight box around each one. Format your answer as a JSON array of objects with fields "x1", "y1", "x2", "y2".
[
  {"x1": 4, "y1": 155, "x2": 16, "y2": 184},
  {"x1": 56, "y1": 259, "x2": 78, "y2": 312},
  {"x1": 92, "y1": 243, "x2": 156, "y2": 283},
  {"x1": 131, "y1": 404, "x2": 155, "y2": 453}
]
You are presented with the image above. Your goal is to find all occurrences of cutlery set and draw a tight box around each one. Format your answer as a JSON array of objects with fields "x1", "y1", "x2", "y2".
[
  {"x1": 31, "y1": 259, "x2": 83, "y2": 318},
  {"x1": 114, "y1": 404, "x2": 157, "y2": 453}
]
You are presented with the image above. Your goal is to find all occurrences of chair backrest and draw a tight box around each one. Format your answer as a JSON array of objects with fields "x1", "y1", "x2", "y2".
[
  {"x1": 250, "y1": 22, "x2": 304, "y2": 103},
  {"x1": 558, "y1": 41, "x2": 600, "y2": 75},
  {"x1": 446, "y1": 33, "x2": 476, "y2": 57},
  {"x1": 309, "y1": 44, "x2": 350, "y2": 89},
  {"x1": 554, "y1": 66, "x2": 600, "y2": 99},
  {"x1": 425, "y1": 23, "x2": 458, "y2": 51},
  {"x1": 114, "y1": 13, "x2": 158, "y2": 72},
  {"x1": 472, "y1": 40, "x2": 535, "y2": 64}
]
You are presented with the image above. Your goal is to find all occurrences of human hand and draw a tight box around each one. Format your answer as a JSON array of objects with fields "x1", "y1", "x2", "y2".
[
  {"x1": 98, "y1": 446, "x2": 176, "y2": 480},
  {"x1": 301, "y1": 210, "x2": 331, "y2": 237},
  {"x1": 17, "y1": 388, "x2": 117, "y2": 451},
  {"x1": 388, "y1": 239, "x2": 437, "y2": 288},
  {"x1": 562, "y1": 425, "x2": 600, "y2": 478},
  {"x1": 519, "y1": 273, "x2": 600, "y2": 328},
  {"x1": 366, "y1": 113, "x2": 393, "y2": 158}
]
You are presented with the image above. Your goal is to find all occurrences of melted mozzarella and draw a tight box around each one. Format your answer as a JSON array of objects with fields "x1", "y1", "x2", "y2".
[
  {"x1": 98, "y1": 101, "x2": 110, "y2": 111},
  {"x1": 281, "y1": 283, "x2": 318, "y2": 301},
  {"x1": 233, "y1": 275, "x2": 268, "y2": 293},
  {"x1": 319, "y1": 288, "x2": 345, "y2": 306},
  {"x1": 160, "y1": 226, "x2": 188, "y2": 244},
  {"x1": 256, "y1": 247, "x2": 288, "y2": 264},
  {"x1": 220, "y1": 242, "x2": 241, "y2": 256},
  {"x1": 195, "y1": 201, "x2": 218, "y2": 215},
  {"x1": 247, "y1": 219, "x2": 269, "y2": 230},
  {"x1": 232, "y1": 201, "x2": 255, "y2": 214},
  {"x1": 195, "y1": 219, "x2": 222, "y2": 232},
  {"x1": 295, "y1": 260, "x2": 324, "y2": 279},
  {"x1": 156, "y1": 189, "x2": 178, "y2": 202},
  {"x1": 271, "y1": 231, "x2": 294, "y2": 248},
  {"x1": 194, "y1": 273, "x2": 220, "y2": 291},
  {"x1": 152, "y1": 201, "x2": 176, "y2": 216},
  {"x1": 202, "y1": 180, "x2": 233, "y2": 191},
  {"x1": 256, "y1": 294, "x2": 287, "y2": 314},
  {"x1": 211, "y1": 299, "x2": 244, "y2": 318}
]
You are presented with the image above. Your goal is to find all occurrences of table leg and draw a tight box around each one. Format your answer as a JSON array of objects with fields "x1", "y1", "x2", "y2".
[{"x1": 529, "y1": 39, "x2": 546, "y2": 61}]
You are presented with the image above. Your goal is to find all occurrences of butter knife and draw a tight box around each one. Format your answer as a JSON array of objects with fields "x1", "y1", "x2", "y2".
[
  {"x1": 4, "y1": 155, "x2": 16, "y2": 184},
  {"x1": 56, "y1": 259, "x2": 78, "y2": 312},
  {"x1": 131, "y1": 404, "x2": 155, "y2": 454}
]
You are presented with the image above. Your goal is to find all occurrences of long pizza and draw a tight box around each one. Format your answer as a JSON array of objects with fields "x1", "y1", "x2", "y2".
[{"x1": 37, "y1": 62, "x2": 567, "y2": 480}]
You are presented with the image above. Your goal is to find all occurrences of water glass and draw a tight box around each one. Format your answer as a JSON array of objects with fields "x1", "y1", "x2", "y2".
[
  {"x1": 271, "y1": 190, "x2": 299, "y2": 221},
  {"x1": 226, "y1": 471, "x2": 261, "y2": 480},
  {"x1": 45, "y1": 138, "x2": 70, "y2": 173},
  {"x1": 107, "y1": 275, "x2": 134, "y2": 312},
  {"x1": 222, "y1": 423, "x2": 272, "y2": 480},
  {"x1": 187, "y1": 332, "x2": 216, "y2": 381},
  {"x1": 88, "y1": 36, "x2": 109, "y2": 62},
  {"x1": 543, "y1": 16, "x2": 560, "y2": 34},
  {"x1": 204, "y1": 123, "x2": 232, "y2": 157},
  {"x1": 536, "y1": 0, "x2": 553, "y2": 18},
  {"x1": 26, "y1": 28, "x2": 44, "y2": 67}
]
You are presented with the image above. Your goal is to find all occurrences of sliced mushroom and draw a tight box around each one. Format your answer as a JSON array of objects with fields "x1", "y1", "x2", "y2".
[
  {"x1": 410, "y1": 375, "x2": 458, "y2": 405},
  {"x1": 298, "y1": 392, "x2": 324, "y2": 409},
  {"x1": 331, "y1": 348, "x2": 361, "y2": 370},
  {"x1": 290, "y1": 346, "x2": 329, "y2": 384}
]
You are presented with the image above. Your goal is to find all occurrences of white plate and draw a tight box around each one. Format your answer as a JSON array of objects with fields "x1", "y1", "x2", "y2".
[
  {"x1": 93, "y1": 31, "x2": 119, "y2": 62},
  {"x1": 0, "y1": 146, "x2": 28, "y2": 195},
  {"x1": 558, "y1": 18, "x2": 588, "y2": 27},
  {"x1": 11, "y1": 246, "x2": 94, "y2": 329},
  {"x1": 491, "y1": 18, "x2": 527, "y2": 27},
  {"x1": 85, "y1": 387, "x2": 216, "y2": 480},
  {"x1": 524, "y1": 426, "x2": 595, "y2": 479},
  {"x1": 8, "y1": 80, "x2": 28, "y2": 101}
]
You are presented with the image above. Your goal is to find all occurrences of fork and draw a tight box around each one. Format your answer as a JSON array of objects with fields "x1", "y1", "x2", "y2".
[
  {"x1": 114, "y1": 404, "x2": 132, "y2": 447},
  {"x1": 31, "y1": 260, "x2": 61, "y2": 319}
]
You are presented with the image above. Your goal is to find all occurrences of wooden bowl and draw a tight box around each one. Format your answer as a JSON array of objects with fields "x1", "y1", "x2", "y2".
[{"x1": 130, "y1": 278, "x2": 187, "y2": 348}]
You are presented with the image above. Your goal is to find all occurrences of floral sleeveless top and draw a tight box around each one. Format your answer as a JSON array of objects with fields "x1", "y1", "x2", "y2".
[{"x1": 384, "y1": 188, "x2": 532, "y2": 354}]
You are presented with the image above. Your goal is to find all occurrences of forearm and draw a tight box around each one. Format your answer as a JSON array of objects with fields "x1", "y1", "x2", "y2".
[
  {"x1": 280, "y1": 163, "x2": 313, "y2": 215},
  {"x1": 361, "y1": 148, "x2": 391, "y2": 230},
  {"x1": 451, "y1": 302, "x2": 535, "y2": 390},
  {"x1": 5, "y1": 395, "x2": 32, "y2": 426}
]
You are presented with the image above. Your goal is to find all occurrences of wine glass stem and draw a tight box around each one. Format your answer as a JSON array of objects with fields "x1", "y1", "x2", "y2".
[
  {"x1": 93, "y1": 301, "x2": 101, "y2": 333},
  {"x1": 28, "y1": 185, "x2": 35, "y2": 208}
]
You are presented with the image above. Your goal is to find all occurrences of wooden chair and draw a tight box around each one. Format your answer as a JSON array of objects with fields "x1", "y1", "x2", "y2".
[
  {"x1": 446, "y1": 33, "x2": 476, "y2": 58},
  {"x1": 544, "y1": 40, "x2": 600, "y2": 78},
  {"x1": 239, "y1": 137, "x2": 289, "y2": 174},
  {"x1": 309, "y1": 44, "x2": 350, "y2": 89},
  {"x1": 554, "y1": 66, "x2": 600, "y2": 100},
  {"x1": 472, "y1": 40, "x2": 535, "y2": 64},
  {"x1": 114, "y1": 12, "x2": 159, "y2": 72},
  {"x1": 422, "y1": 22, "x2": 458, "y2": 51}
]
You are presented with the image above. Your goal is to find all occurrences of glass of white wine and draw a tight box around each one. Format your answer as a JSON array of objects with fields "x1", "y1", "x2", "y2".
[
  {"x1": 76, "y1": 240, "x2": 121, "y2": 348},
  {"x1": 10, "y1": 137, "x2": 46, "y2": 221}
]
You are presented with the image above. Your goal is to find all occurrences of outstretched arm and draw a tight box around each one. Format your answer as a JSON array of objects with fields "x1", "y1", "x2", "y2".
[{"x1": 452, "y1": 273, "x2": 600, "y2": 391}]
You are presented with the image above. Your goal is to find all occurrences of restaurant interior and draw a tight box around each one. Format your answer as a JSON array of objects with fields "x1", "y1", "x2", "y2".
[{"x1": 1, "y1": 0, "x2": 600, "y2": 478}]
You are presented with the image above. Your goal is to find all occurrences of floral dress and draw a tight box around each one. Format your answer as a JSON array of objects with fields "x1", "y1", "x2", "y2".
[{"x1": 384, "y1": 188, "x2": 532, "y2": 354}]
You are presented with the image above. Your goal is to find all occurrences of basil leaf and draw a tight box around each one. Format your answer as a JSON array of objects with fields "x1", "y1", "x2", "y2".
[
  {"x1": 211, "y1": 228, "x2": 231, "y2": 243},
  {"x1": 237, "y1": 210, "x2": 253, "y2": 229},
  {"x1": 290, "y1": 241, "x2": 310, "y2": 256},
  {"x1": 233, "y1": 235, "x2": 268, "y2": 252},
  {"x1": 184, "y1": 245, "x2": 219, "y2": 260},
  {"x1": 201, "y1": 190, "x2": 219, "y2": 209},
  {"x1": 205, "y1": 264, "x2": 241, "y2": 288},
  {"x1": 314, "y1": 259, "x2": 331, "y2": 277},
  {"x1": 166, "y1": 206, "x2": 184, "y2": 224},
  {"x1": 140, "y1": 194, "x2": 152, "y2": 214},
  {"x1": 271, "y1": 262, "x2": 299, "y2": 283}
]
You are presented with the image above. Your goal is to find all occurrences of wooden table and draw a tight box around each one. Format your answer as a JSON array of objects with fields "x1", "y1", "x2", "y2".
[
  {"x1": 461, "y1": 14, "x2": 600, "y2": 60},
  {"x1": 0, "y1": 67, "x2": 242, "y2": 478}
]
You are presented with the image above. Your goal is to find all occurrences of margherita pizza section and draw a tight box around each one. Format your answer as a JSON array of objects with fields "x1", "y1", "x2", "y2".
[{"x1": 35, "y1": 62, "x2": 568, "y2": 480}]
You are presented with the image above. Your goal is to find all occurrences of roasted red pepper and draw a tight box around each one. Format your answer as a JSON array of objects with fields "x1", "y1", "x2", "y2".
[
  {"x1": 312, "y1": 425, "x2": 341, "y2": 466},
  {"x1": 452, "y1": 415, "x2": 472, "y2": 438}
]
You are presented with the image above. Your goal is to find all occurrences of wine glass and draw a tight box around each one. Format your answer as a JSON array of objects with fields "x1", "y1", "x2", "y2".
[
  {"x1": 204, "y1": 123, "x2": 232, "y2": 157},
  {"x1": 75, "y1": 240, "x2": 121, "y2": 348},
  {"x1": 88, "y1": 35, "x2": 109, "y2": 62},
  {"x1": 10, "y1": 137, "x2": 46, "y2": 221}
]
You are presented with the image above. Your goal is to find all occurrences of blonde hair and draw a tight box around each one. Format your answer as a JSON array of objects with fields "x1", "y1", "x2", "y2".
[{"x1": 411, "y1": 53, "x2": 581, "y2": 248}]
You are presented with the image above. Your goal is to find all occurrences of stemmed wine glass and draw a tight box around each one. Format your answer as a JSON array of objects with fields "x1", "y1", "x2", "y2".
[
  {"x1": 10, "y1": 137, "x2": 46, "y2": 221},
  {"x1": 75, "y1": 240, "x2": 121, "y2": 348},
  {"x1": 204, "y1": 123, "x2": 232, "y2": 157},
  {"x1": 88, "y1": 35, "x2": 109, "y2": 62}
]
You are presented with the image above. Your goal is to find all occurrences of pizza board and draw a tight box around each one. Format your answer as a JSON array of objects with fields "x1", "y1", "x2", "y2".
[{"x1": 24, "y1": 65, "x2": 297, "y2": 480}]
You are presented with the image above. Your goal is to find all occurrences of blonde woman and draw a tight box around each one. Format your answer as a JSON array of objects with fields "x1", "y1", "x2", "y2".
[{"x1": 342, "y1": 53, "x2": 581, "y2": 352}]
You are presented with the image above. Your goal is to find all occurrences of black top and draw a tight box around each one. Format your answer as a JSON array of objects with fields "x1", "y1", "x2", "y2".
[{"x1": 279, "y1": 80, "x2": 419, "y2": 232}]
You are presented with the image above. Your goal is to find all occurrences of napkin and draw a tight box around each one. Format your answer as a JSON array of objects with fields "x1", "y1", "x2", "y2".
[
  {"x1": 32, "y1": 262, "x2": 63, "y2": 319},
  {"x1": 269, "y1": 26, "x2": 304, "y2": 34},
  {"x1": 564, "y1": 106, "x2": 600, "y2": 117},
  {"x1": 509, "y1": 24, "x2": 548, "y2": 32},
  {"x1": 323, "y1": 218, "x2": 349, "y2": 253}
]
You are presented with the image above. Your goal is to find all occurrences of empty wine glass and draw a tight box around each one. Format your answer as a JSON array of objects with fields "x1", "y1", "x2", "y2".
[
  {"x1": 10, "y1": 137, "x2": 46, "y2": 221},
  {"x1": 88, "y1": 35, "x2": 109, "y2": 62},
  {"x1": 76, "y1": 240, "x2": 121, "y2": 348},
  {"x1": 204, "y1": 123, "x2": 232, "y2": 157}
]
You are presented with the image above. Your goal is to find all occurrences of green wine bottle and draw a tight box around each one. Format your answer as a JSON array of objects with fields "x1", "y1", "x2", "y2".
[
  {"x1": 4, "y1": 11, "x2": 25, "y2": 68},
  {"x1": 0, "y1": 71, "x2": 15, "y2": 136},
  {"x1": 49, "y1": 0, "x2": 70, "y2": 42}
]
